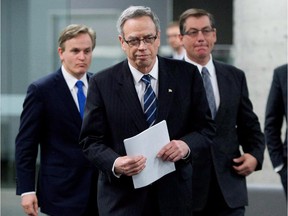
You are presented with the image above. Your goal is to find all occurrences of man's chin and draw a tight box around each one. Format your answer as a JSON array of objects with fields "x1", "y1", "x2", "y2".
[
  {"x1": 77, "y1": 69, "x2": 88, "y2": 74},
  {"x1": 197, "y1": 53, "x2": 209, "y2": 59}
]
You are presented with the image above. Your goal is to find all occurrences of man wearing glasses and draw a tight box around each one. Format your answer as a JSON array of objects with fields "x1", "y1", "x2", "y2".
[
  {"x1": 179, "y1": 8, "x2": 265, "y2": 216},
  {"x1": 79, "y1": 6, "x2": 215, "y2": 216}
]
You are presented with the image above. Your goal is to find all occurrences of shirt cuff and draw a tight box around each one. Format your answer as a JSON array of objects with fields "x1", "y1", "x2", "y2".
[
  {"x1": 21, "y1": 191, "x2": 36, "y2": 197},
  {"x1": 112, "y1": 158, "x2": 122, "y2": 178},
  {"x1": 274, "y1": 163, "x2": 284, "y2": 173},
  {"x1": 182, "y1": 148, "x2": 191, "y2": 160}
]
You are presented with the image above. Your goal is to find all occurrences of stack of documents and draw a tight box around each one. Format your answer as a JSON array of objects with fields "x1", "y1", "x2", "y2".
[{"x1": 124, "y1": 120, "x2": 176, "y2": 189}]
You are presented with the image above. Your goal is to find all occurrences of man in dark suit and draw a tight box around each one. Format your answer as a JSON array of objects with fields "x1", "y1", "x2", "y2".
[
  {"x1": 179, "y1": 8, "x2": 265, "y2": 215},
  {"x1": 15, "y1": 24, "x2": 99, "y2": 216},
  {"x1": 265, "y1": 64, "x2": 287, "y2": 198},
  {"x1": 79, "y1": 6, "x2": 215, "y2": 216}
]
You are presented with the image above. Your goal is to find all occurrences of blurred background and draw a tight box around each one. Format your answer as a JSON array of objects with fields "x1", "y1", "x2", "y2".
[{"x1": 1, "y1": 0, "x2": 287, "y2": 215}]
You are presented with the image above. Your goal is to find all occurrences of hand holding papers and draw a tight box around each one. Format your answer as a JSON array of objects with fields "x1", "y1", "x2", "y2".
[{"x1": 124, "y1": 120, "x2": 176, "y2": 189}]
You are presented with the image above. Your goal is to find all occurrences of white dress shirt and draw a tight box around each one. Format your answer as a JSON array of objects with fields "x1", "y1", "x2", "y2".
[
  {"x1": 129, "y1": 58, "x2": 159, "y2": 110},
  {"x1": 184, "y1": 54, "x2": 220, "y2": 110},
  {"x1": 61, "y1": 65, "x2": 88, "y2": 111}
]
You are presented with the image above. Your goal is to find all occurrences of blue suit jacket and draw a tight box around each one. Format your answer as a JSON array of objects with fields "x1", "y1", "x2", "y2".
[
  {"x1": 191, "y1": 60, "x2": 265, "y2": 210},
  {"x1": 15, "y1": 68, "x2": 98, "y2": 216},
  {"x1": 80, "y1": 56, "x2": 216, "y2": 216}
]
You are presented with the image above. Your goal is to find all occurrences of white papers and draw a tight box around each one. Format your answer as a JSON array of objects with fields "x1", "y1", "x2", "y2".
[{"x1": 124, "y1": 120, "x2": 176, "y2": 189}]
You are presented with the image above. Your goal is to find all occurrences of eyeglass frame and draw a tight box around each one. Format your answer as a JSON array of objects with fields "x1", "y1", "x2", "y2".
[
  {"x1": 123, "y1": 34, "x2": 158, "y2": 47},
  {"x1": 182, "y1": 27, "x2": 215, "y2": 37}
]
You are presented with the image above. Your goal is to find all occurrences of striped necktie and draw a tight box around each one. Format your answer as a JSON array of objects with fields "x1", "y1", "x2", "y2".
[
  {"x1": 201, "y1": 67, "x2": 217, "y2": 119},
  {"x1": 141, "y1": 75, "x2": 157, "y2": 127},
  {"x1": 75, "y1": 80, "x2": 86, "y2": 119}
]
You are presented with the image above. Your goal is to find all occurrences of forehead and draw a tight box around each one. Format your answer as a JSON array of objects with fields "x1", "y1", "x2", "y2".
[
  {"x1": 122, "y1": 16, "x2": 156, "y2": 37},
  {"x1": 167, "y1": 26, "x2": 179, "y2": 33},
  {"x1": 184, "y1": 16, "x2": 211, "y2": 29},
  {"x1": 64, "y1": 34, "x2": 92, "y2": 47}
]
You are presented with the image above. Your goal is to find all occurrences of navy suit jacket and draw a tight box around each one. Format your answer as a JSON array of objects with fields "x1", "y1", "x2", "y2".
[
  {"x1": 191, "y1": 60, "x2": 265, "y2": 210},
  {"x1": 265, "y1": 64, "x2": 287, "y2": 168},
  {"x1": 15, "y1": 68, "x2": 98, "y2": 216},
  {"x1": 80, "y1": 56, "x2": 215, "y2": 216}
]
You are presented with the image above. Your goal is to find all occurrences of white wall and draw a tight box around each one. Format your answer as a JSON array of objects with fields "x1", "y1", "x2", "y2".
[{"x1": 233, "y1": 0, "x2": 287, "y2": 185}]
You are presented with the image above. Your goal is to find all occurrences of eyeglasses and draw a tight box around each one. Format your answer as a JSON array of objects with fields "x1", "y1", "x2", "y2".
[
  {"x1": 183, "y1": 27, "x2": 215, "y2": 37},
  {"x1": 123, "y1": 34, "x2": 158, "y2": 47}
]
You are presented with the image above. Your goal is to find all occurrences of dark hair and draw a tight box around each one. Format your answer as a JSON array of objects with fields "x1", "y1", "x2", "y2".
[{"x1": 179, "y1": 8, "x2": 215, "y2": 35}]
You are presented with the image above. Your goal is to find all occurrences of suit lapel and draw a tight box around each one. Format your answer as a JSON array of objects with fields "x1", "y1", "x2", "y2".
[
  {"x1": 116, "y1": 61, "x2": 148, "y2": 131},
  {"x1": 157, "y1": 58, "x2": 175, "y2": 122},
  {"x1": 115, "y1": 58, "x2": 175, "y2": 130},
  {"x1": 213, "y1": 61, "x2": 231, "y2": 123},
  {"x1": 53, "y1": 69, "x2": 82, "y2": 125}
]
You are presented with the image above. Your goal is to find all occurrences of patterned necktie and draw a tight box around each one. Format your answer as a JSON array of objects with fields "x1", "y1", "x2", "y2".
[
  {"x1": 201, "y1": 67, "x2": 217, "y2": 119},
  {"x1": 75, "y1": 80, "x2": 86, "y2": 119},
  {"x1": 141, "y1": 75, "x2": 157, "y2": 127}
]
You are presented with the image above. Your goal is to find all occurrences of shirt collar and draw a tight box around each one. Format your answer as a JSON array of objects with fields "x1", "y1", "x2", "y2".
[
  {"x1": 128, "y1": 57, "x2": 159, "y2": 84},
  {"x1": 61, "y1": 65, "x2": 88, "y2": 90},
  {"x1": 184, "y1": 54, "x2": 215, "y2": 76}
]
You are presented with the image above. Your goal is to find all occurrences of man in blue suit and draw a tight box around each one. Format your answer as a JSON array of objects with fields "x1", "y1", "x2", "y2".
[
  {"x1": 179, "y1": 8, "x2": 265, "y2": 216},
  {"x1": 265, "y1": 64, "x2": 287, "y2": 198},
  {"x1": 79, "y1": 6, "x2": 215, "y2": 216},
  {"x1": 15, "y1": 24, "x2": 99, "y2": 216}
]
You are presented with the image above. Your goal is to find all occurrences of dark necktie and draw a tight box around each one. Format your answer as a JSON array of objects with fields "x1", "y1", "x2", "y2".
[
  {"x1": 201, "y1": 67, "x2": 217, "y2": 119},
  {"x1": 75, "y1": 80, "x2": 86, "y2": 119},
  {"x1": 141, "y1": 75, "x2": 157, "y2": 127}
]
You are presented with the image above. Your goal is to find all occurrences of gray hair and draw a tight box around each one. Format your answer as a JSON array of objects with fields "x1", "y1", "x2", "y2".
[
  {"x1": 116, "y1": 6, "x2": 160, "y2": 36},
  {"x1": 58, "y1": 24, "x2": 96, "y2": 51}
]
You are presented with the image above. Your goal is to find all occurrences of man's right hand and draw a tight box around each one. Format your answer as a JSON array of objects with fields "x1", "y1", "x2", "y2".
[
  {"x1": 114, "y1": 155, "x2": 146, "y2": 176},
  {"x1": 21, "y1": 193, "x2": 38, "y2": 216}
]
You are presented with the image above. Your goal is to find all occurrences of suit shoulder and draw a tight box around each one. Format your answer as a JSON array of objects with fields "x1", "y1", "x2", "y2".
[
  {"x1": 274, "y1": 64, "x2": 287, "y2": 76},
  {"x1": 87, "y1": 71, "x2": 94, "y2": 77},
  {"x1": 92, "y1": 61, "x2": 125, "y2": 79},
  {"x1": 214, "y1": 60, "x2": 245, "y2": 77},
  {"x1": 159, "y1": 57, "x2": 199, "y2": 76},
  {"x1": 29, "y1": 70, "x2": 60, "y2": 88},
  {"x1": 161, "y1": 56, "x2": 196, "y2": 68}
]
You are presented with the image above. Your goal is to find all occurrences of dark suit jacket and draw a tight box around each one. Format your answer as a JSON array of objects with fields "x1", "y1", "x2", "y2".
[
  {"x1": 15, "y1": 68, "x2": 98, "y2": 216},
  {"x1": 265, "y1": 64, "x2": 287, "y2": 168},
  {"x1": 80, "y1": 56, "x2": 215, "y2": 216},
  {"x1": 191, "y1": 60, "x2": 265, "y2": 210}
]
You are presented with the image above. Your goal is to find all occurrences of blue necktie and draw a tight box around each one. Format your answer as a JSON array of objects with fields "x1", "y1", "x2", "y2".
[
  {"x1": 201, "y1": 67, "x2": 217, "y2": 119},
  {"x1": 75, "y1": 80, "x2": 86, "y2": 119},
  {"x1": 141, "y1": 75, "x2": 157, "y2": 127}
]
